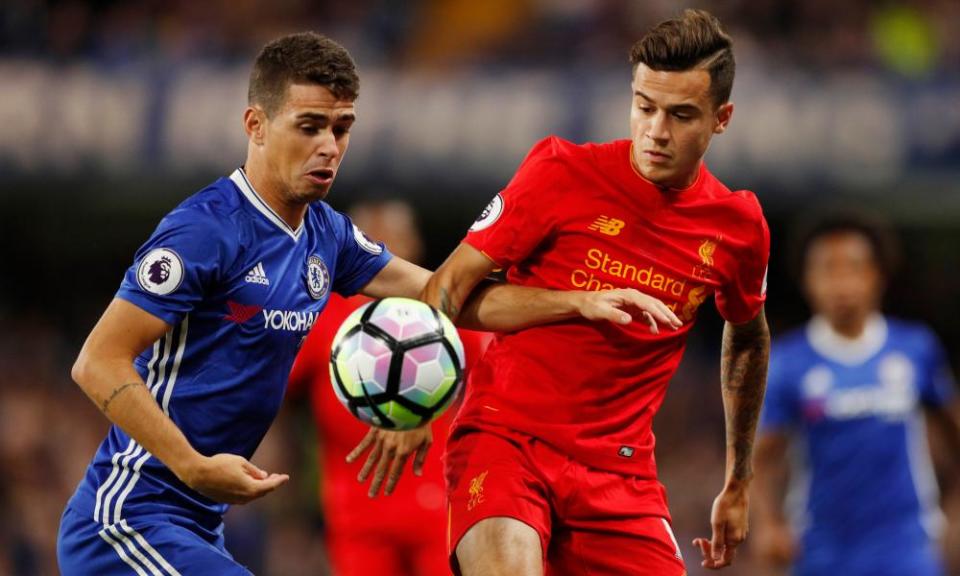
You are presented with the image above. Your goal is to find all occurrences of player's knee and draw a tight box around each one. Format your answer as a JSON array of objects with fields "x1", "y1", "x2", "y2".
[{"x1": 456, "y1": 517, "x2": 542, "y2": 576}]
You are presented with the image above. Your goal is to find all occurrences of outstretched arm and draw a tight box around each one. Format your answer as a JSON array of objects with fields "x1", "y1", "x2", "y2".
[
  {"x1": 363, "y1": 244, "x2": 681, "y2": 332},
  {"x1": 428, "y1": 243, "x2": 681, "y2": 332},
  {"x1": 73, "y1": 298, "x2": 289, "y2": 504},
  {"x1": 694, "y1": 307, "x2": 770, "y2": 569}
]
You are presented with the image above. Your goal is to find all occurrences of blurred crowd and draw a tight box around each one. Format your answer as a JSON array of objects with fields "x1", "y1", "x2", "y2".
[{"x1": 1, "y1": 0, "x2": 958, "y2": 74}]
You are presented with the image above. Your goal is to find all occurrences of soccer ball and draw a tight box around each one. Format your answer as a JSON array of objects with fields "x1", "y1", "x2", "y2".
[{"x1": 329, "y1": 297, "x2": 465, "y2": 430}]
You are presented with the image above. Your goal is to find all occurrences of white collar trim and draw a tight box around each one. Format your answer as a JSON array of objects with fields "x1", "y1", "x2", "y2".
[
  {"x1": 806, "y1": 313, "x2": 887, "y2": 366},
  {"x1": 229, "y1": 168, "x2": 303, "y2": 241}
]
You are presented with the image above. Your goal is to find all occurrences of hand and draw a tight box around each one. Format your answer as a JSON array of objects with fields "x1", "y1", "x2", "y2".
[
  {"x1": 576, "y1": 288, "x2": 682, "y2": 333},
  {"x1": 176, "y1": 453, "x2": 289, "y2": 505},
  {"x1": 346, "y1": 425, "x2": 433, "y2": 497},
  {"x1": 754, "y1": 519, "x2": 797, "y2": 567},
  {"x1": 693, "y1": 483, "x2": 749, "y2": 570}
]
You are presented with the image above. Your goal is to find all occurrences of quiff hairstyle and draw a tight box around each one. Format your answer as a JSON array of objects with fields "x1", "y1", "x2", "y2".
[
  {"x1": 630, "y1": 9, "x2": 735, "y2": 107},
  {"x1": 248, "y1": 32, "x2": 359, "y2": 117}
]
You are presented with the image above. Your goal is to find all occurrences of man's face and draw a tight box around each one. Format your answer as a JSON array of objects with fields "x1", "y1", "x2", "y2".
[
  {"x1": 629, "y1": 64, "x2": 732, "y2": 189},
  {"x1": 804, "y1": 232, "x2": 883, "y2": 325},
  {"x1": 257, "y1": 84, "x2": 356, "y2": 203}
]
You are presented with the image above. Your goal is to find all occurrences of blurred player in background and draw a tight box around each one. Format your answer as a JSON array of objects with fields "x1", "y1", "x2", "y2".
[
  {"x1": 354, "y1": 9, "x2": 769, "y2": 575},
  {"x1": 56, "y1": 32, "x2": 675, "y2": 575},
  {"x1": 288, "y1": 199, "x2": 491, "y2": 576},
  {"x1": 753, "y1": 213, "x2": 960, "y2": 576}
]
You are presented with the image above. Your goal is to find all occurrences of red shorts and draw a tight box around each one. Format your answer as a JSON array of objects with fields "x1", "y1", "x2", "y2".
[{"x1": 445, "y1": 427, "x2": 686, "y2": 576}]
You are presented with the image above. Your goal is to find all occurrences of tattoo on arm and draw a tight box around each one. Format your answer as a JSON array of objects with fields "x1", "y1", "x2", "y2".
[
  {"x1": 439, "y1": 287, "x2": 460, "y2": 319},
  {"x1": 721, "y1": 311, "x2": 770, "y2": 482},
  {"x1": 101, "y1": 382, "x2": 144, "y2": 415}
]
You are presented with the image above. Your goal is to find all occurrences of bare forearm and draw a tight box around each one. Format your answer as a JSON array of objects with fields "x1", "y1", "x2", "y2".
[
  {"x1": 720, "y1": 311, "x2": 770, "y2": 485},
  {"x1": 73, "y1": 356, "x2": 201, "y2": 479},
  {"x1": 457, "y1": 282, "x2": 584, "y2": 331}
]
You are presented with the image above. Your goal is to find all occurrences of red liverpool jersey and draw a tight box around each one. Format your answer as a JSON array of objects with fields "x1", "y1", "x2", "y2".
[
  {"x1": 459, "y1": 136, "x2": 769, "y2": 478},
  {"x1": 288, "y1": 294, "x2": 491, "y2": 534}
]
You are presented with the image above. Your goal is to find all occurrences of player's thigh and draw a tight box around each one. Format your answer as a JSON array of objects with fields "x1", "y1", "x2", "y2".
[
  {"x1": 457, "y1": 517, "x2": 543, "y2": 576},
  {"x1": 446, "y1": 429, "x2": 553, "y2": 576},
  {"x1": 327, "y1": 533, "x2": 405, "y2": 576},
  {"x1": 546, "y1": 518, "x2": 686, "y2": 576},
  {"x1": 58, "y1": 506, "x2": 251, "y2": 576}
]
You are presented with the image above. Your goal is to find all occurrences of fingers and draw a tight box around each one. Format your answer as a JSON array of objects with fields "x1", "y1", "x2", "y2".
[
  {"x1": 368, "y1": 445, "x2": 394, "y2": 498},
  {"x1": 634, "y1": 293, "x2": 681, "y2": 330},
  {"x1": 384, "y1": 452, "x2": 411, "y2": 495},
  {"x1": 346, "y1": 428, "x2": 378, "y2": 463},
  {"x1": 606, "y1": 289, "x2": 682, "y2": 331},
  {"x1": 711, "y1": 520, "x2": 726, "y2": 563},
  {"x1": 255, "y1": 473, "x2": 290, "y2": 492},
  {"x1": 642, "y1": 311, "x2": 659, "y2": 334},
  {"x1": 236, "y1": 465, "x2": 290, "y2": 503},
  {"x1": 358, "y1": 438, "x2": 383, "y2": 482},
  {"x1": 693, "y1": 537, "x2": 735, "y2": 570},
  {"x1": 413, "y1": 441, "x2": 430, "y2": 476},
  {"x1": 650, "y1": 303, "x2": 682, "y2": 330},
  {"x1": 241, "y1": 460, "x2": 268, "y2": 480},
  {"x1": 593, "y1": 300, "x2": 632, "y2": 324},
  {"x1": 694, "y1": 523, "x2": 743, "y2": 570}
]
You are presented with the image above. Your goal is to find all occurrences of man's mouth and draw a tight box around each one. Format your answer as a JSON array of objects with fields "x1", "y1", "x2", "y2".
[
  {"x1": 306, "y1": 168, "x2": 334, "y2": 185},
  {"x1": 643, "y1": 150, "x2": 671, "y2": 163}
]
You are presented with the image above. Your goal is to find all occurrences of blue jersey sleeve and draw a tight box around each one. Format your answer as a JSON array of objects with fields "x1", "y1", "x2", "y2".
[
  {"x1": 116, "y1": 207, "x2": 233, "y2": 325},
  {"x1": 329, "y1": 210, "x2": 393, "y2": 296},
  {"x1": 760, "y1": 345, "x2": 801, "y2": 432},
  {"x1": 918, "y1": 328, "x2": 956, "y2": 408}
]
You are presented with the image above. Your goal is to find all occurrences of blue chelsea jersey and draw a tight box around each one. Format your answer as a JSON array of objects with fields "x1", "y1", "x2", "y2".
[
  {"x1": 761, "y1": 315, "x2": 955, "y2": 576},
  {"x1": 67, "y1": 168, "x2": 392, "y2": 531}
]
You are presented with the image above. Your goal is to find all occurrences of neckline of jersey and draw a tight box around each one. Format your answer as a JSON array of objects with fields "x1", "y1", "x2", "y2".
[
  {"x1": 806, "y1": 313, "x2": 888, "y2": 366},
  {"x1": 627, "y1": 141, "x2": 705, "y2": 194},
  {"x1": 229, "y1": 168, "x2": 304, "y2": 241}
]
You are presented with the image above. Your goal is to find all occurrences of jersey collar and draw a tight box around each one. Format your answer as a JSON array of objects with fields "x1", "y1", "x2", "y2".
[
  {"x1": 229, "y1": 168, "x2": 304, "y2": 241},
  {"x1": 806, "y1": 313, "x2": 887, "y2": 366}
]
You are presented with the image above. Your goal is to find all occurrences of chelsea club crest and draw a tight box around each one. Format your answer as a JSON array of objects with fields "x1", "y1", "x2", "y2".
[{"x1": 306, "y1": 255, "x2": 330, "y2": 300}]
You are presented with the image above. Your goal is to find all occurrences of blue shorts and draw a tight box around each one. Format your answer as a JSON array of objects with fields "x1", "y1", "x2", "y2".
[{"x1": 58, "y1": 505, "x2": 252, "y2": 576}]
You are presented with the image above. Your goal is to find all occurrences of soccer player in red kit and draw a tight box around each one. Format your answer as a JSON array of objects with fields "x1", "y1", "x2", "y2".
[
  {"x1": 287, "y1": 200, "x2": 492, "y2": 576},
  {"x1": 367, "y1": 9, "x2": 770, "y2": 575}
]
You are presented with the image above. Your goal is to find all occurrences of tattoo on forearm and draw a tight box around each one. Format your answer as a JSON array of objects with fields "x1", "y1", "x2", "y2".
[
  {"x1": 721, "y1": 313, "x2": 770, "y2": 482},
  {"x1": 439, "y1": 287, "x2": 460, "y2": 319},
  {"x1": 101, "y1": 382, "x2": 144, "y2": 415}
]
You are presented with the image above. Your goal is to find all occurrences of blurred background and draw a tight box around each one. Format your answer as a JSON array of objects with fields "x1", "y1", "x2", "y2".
[{"x1": 1, "y1": 0, "x2": 959, "y2": 574}]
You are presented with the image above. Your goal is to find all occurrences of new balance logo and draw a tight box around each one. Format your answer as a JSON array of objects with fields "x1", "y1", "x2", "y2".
[
  {"x1": 588, "y1": 216, "x2": 625, "y2": 236},
  {"x1": 245, "y1": 262, "x2": 270, "y2": 286}
]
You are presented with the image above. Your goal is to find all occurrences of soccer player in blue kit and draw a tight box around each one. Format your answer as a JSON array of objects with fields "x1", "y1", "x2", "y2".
[
  {"x1": 57, "y1": 32, "x2": 677, "y2": 575},
  {"x1": 753, "y1": 213, "x2": 960, "y2": 576}
]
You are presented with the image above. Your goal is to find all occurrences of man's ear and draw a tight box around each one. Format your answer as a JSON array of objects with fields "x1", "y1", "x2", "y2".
[
  {"x1": 244, "y1": 107, "x2": 267, "y2": 145},
  {"x1": 714, "y1": 101, "x2": 733, "y2": 134}
]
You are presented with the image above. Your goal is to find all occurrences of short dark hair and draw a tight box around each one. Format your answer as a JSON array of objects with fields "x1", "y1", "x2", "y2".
[
  {"x1": 248, "y1": 32, "x2": 359, "y2": 116},
  {"x1": 792, "y1": 210, "x2": 900, "y2": 280},
  {"x1": 629, "y1": 9, "x2": 735, "y2": 106}
]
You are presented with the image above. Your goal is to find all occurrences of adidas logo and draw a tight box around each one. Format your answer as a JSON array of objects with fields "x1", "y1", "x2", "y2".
[{"x1": 244, "y1": 262, "x2": 270, "y2": 286}]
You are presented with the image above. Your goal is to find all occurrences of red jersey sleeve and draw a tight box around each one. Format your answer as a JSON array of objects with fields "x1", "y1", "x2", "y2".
[
  {"x1": 715, "y1": 193, "x2": 770, "y2": 324},
  {"x1": 463, "y1": 137, "x2": 563, "y2": 267}
]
